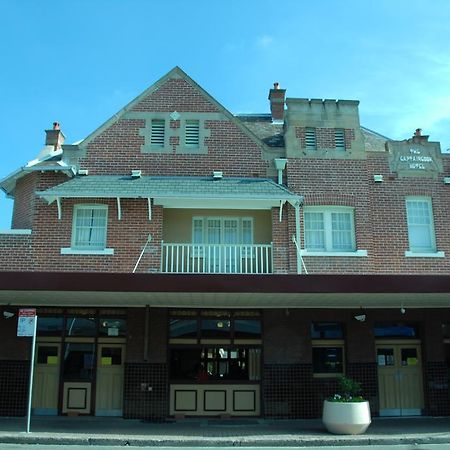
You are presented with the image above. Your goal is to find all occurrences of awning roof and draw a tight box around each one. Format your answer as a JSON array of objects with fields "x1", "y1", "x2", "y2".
[
  {"x1": 0, "y1": 272, "x2": 449, "y2": 309},
  {"x1": 36, "y1": 175, "x2": 302, "y2": 209}
]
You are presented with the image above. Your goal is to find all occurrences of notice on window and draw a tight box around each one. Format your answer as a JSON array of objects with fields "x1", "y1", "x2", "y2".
[
  {"x1": 407, "y1": 357, "x2": 418, "y2": 366},
  {"x1": 47, "y1": 356, "x2": 58, "y2": 365},
  {"x1": 377, "y1": 355, "x2": 386, "y2": 366},
  {"x1": 101, "y1": 357, "x2": 112, "y2": 366}
]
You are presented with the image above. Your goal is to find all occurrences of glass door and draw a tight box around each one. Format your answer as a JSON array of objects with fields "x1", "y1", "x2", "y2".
[{"x1": 61, "y1": 341, "x2": 95, "y2": 414}]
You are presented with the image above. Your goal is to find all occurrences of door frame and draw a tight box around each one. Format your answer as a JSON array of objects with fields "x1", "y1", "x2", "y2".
[{"x1": 375, "y1": 339, "x2": 424, "y2": 416}]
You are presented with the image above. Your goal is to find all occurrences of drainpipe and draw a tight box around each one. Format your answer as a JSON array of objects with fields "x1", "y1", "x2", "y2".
[
  {"x1": 294, "y1": 201, "x2": 302, "y2": 274},
  {"x1": 274, "y1": 158, "x2": 287, "y2": 185}
]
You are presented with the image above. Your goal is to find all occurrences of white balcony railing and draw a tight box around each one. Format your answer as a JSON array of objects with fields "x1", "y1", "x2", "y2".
[{"x1": 161, "y1": 242, "x2": 273, "y2": 274}]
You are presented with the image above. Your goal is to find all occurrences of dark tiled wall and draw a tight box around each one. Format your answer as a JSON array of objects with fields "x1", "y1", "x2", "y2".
[
  {"x1": 263, "y1": 364, "x2": 314, "y2": 418},
  {"x1": 0, "y1": 360, "x2": 29, "y2": 416},
  {"x1": 263, "y1": 362, "x2": 378, "y2": 419},
  {"x1": 123, "y1": 363, "x2": 168, "y2": 420},
  {"x1": 425, "y1": 361, "x2": 450, "y2": 416}
]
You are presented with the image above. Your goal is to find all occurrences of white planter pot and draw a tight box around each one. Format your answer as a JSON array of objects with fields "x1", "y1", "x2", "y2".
[{"x1": 322, "y1": 400, "x2": 371, "y2": 435}]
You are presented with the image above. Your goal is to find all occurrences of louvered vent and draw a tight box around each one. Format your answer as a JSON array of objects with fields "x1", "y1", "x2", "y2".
[
  {"x1": 151, "y1": 119, "x2": 165, "y2": 147},
  {"x1": 185, "y1": 120, "x2": 200, "y2": 147},
  {"x1": 335, "y1": 129, "x2": 345, "y2": 150},
  {"x1": 305, "y1": 128, "x2": 316, "y2": 150}
]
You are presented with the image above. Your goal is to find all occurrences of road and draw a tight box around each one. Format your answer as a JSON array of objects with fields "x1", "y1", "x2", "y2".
[{"x1": 3, "y1": 444, "x2": 450, "y2": 450}]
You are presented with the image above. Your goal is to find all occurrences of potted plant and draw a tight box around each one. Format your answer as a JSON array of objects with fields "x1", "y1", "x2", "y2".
[{"x1": 322, "y1": 376, "x2": 371, "y2": 435}]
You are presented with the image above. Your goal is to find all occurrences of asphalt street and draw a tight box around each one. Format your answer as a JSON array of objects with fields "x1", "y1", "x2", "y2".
[{"x1": 4, "y1": 445, "x2": 450, "y2": 450}]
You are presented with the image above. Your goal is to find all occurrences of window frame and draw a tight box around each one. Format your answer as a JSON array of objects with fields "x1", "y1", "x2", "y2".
[
  {"x1": 61, "y1": 204, "x2": 113, "y2": 255},
  {"x1": 405, "y1": 196, "x2": 436, "y2": 254},
  {"x1": 192, "y1": 216, "x2": 254, "y2": 246},
  {"x1": 303, "y1": 206, "x2": 358, "y2": 254}
]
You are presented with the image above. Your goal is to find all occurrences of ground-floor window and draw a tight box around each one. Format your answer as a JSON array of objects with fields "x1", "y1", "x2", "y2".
[
  {"x1": 311, "y1": 322, "x2": 345, "y2": 377},
  {"x1": 168, "y1": 309, "x2": 262, "y2": 383}
]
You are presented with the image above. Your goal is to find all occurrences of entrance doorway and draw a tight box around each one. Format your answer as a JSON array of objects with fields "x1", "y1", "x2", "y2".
[
  {"x1": 376, "y1": 341, "x2": 424, "y2": 416},
  {"x1": 32, "y1": 312, "x2": 127, "y2": 416}
]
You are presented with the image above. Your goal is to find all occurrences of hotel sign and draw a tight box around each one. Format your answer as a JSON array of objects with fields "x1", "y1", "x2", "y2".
[{"x1": 388, "y1": 141, "x2": 443, "y2": 178}]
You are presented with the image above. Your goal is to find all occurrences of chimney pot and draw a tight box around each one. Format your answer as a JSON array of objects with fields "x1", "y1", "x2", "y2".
[
  {"x1": 414, "y1": 128, "x2": 422, "y2": 137},
  {"x1": 273, "y1": 82, "x2": 279, "y2": 90},
  {"x1": 45, "y1": 123, "x2": 65, "y2": 149}
]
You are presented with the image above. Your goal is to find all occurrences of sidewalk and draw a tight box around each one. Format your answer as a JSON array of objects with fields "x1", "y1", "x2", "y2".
[{"x1": 0, "y1": 416, "x2": 450, "y2": 447}]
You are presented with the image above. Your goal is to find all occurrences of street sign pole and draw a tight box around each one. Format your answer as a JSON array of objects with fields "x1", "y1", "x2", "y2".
[{"x1": 26, "y1": 314, "x2": 37, "y2": 433}]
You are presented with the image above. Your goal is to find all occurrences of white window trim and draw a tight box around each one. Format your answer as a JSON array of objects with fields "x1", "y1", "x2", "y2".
[
  {"x1": 66, "y1": 204, "x2": 110, "y2": 253},
  {"x1": 405, "y1": 196, "x2": 439, "y2": 255},
  {"x1": 300, "y1": 249, "x2": 367, "y2": 257},
  {"x1": 192, "y1": 216, "x2": 254, "y2": 245},
  {"x1": 0, "y1": 229, "x2": 32, "y2": 235},
  {"x1": 303, "y1": 206, "x2": 365, "y2": 254},
  {"x1": 404, "y1": 250, "x2": 445, "y2": 258},
  {"x1": 61, "y1": 248, "x2": 114, "y2": 255}
]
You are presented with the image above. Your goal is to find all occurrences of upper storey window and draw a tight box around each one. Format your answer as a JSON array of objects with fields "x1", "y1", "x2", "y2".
[
  {"x1": 304, "y1": 207, "x2": 355, "y2": 252},
  {"x1": 150, "y1": 119, "x2": 165, "y2": 147},
  {"x1": 335, "y1": 129, "x2": 345, "y2": 151},
  {"x1": 72, "y1": 205, "x2": 108, "y2": 250},
  {"x1": 305, "y1": 128, "x2": 317, "y2": 150},
  {"x1": 185, "y1": 120, "x2": 200, "y2": 148},
  {"x1": 405, "y1": 197, "x2": 436, "y2": 253}
]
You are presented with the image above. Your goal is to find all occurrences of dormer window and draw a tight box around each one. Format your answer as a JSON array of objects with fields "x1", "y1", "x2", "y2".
[
  {"x1": 151, "y1": 119, "x2": 165, "y2": 147},
  {"x1": 185, "y1": 120, "x2": 200, "y2": 148},
  {"x1": 335, "y1": 129, "x2": 345, "y2": 151},
  {"x1": 305, "y1": 128, "x2": 316, "y2": 150}
]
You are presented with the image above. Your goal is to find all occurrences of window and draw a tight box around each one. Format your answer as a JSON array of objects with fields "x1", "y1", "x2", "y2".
[
  {"x1": 335, "y1": 129, "x2": 345, "y2": 151},
  {"x1": 192, "y1": 217, "x2": 253, "y2": 246},
  {"x1": 304, "y1": 207, "x2": 355, "y2": 252},
  {"x1": 72, "y1": 205, "x2": 108, "y2": 250},
  {"x1": 406, "y1": 197, "x2": 436, "y2": 253},
  {"x1": 150, "y1": 119, "x2": 165, "y2": 147},
  {"x1": 305, "y1": 128, "x2": 316, "y2": 150},
  {"x1": 311, "y1": 322, "x2": 344, "y2": 377},
  {"x1": 185, "y1": 120, "x2": 200, "y2": 148}
]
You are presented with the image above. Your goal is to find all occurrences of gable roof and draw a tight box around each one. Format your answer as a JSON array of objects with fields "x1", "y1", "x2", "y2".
[{"x1": 79, "y1": 67, "x2": 270, "y2": 153}]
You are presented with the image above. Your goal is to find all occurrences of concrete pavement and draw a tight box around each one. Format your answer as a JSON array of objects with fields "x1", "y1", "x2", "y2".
[{"x1": 0, "y1": 416, "x2": 450, "y2": 447}]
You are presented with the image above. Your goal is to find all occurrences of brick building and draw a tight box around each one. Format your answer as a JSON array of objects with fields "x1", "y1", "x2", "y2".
[{"x1": 0, "y1": 67, "x2": 449, "y2": 419}]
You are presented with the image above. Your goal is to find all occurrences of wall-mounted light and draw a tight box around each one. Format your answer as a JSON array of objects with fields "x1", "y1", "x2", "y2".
[
  {"x1": 2, "y1": 311, "x2": 14, "y2": 319},
  {"x1": 354, "y1": 314, "x2": 366, "y2": 322}
]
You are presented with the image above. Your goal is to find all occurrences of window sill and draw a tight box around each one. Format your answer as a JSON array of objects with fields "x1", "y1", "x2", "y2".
[
  {"x1": 300, "y1": 249, "x2": 368, "y2": 257},
  {"x1": 313, "y1": 373, "x2": 344, "y2": 379},
  {"x1": 404, "y1": 251, "x2": 445, "y2": 258},
  {"x1": 0, "y1": 229, "x2": 32, "y2": 235},
  {"x1": 60, "y1": 248, "x2": 114, "y2": 255}
]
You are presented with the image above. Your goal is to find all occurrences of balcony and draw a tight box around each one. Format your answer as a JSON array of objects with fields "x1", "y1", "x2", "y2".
[{"x1": 161, "y1": 242, "x2": 273, "y2": 274}]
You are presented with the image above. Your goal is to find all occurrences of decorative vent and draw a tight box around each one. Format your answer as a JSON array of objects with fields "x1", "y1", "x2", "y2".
[
  {"x1": 335, "y1": 129, "x2": 346, "y2": 150},
  {"x1": 151, "y1": 119, "x2": 165, "y2": 147},
  {"x1": 305, "y1": 128, "x2": 316, "y2": 150},
  {"x1": 185, "y1": 120, "x2": 200, "y2": 147}
]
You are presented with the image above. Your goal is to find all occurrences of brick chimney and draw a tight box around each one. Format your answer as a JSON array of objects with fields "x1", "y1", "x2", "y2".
[
  {"x1": 45, "y1": 122, "x2": 65, "y2": 150},
  {"x1": 268, "y1": 82, "x2": 286, "y2": 122},
  {"x1": 411, "y1": 128, "x2": 429, "y2": 143}
]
